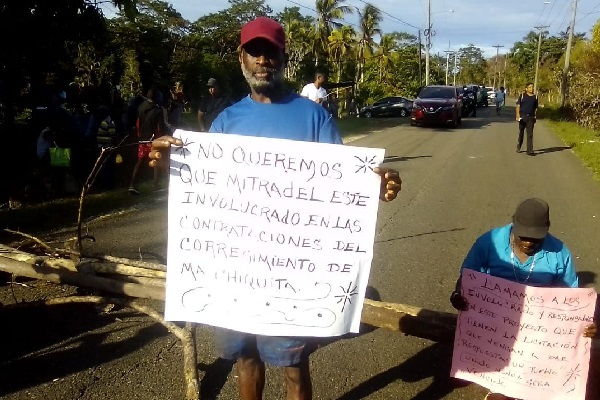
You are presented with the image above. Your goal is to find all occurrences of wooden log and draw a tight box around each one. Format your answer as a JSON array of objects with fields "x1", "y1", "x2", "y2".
[
  {"x1": 361, "y1": 298, "x2": 600, "y2": 361},
  {"x1": 361, "y1": 298, "x2": 457, "y2": 345},
  {"x1": 92, "y1": 263, "x2": 166, "y2": 279},
  {"x1": 81, "y1": 253, "x2": 167, "y2": 272},
  {"x1": 0, "y1": 256, "x2": 165, "y2": 300},
  {"x1": 100, "y1": 273, "x2": 166, "y2": 287}
]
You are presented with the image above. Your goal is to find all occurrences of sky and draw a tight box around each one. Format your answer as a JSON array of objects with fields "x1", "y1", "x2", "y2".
[{"x1": 105, "y1": 0, "x2": 600, "y2": 57}]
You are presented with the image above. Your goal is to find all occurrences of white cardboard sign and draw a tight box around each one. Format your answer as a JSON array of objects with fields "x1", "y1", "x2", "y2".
[{"x1": 164, "y1": 130, "x2": 385, "y2": 337}]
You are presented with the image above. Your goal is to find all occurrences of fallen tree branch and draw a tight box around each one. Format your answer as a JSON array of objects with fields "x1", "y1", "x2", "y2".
[
  {"x1": 3, "y1": 229, "x2": 54, "y2": 254},
  {"x1": 92, "y1": 263, "x2": 166, "y2": 278},
  {"x1": 0, "y1": 256, "x2": 165, "y2": 300}
]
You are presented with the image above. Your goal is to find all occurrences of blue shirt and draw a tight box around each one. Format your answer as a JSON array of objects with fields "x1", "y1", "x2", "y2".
[
  {"x1": 461, "y1": 223, "x2": 578, "y2": 288},
  {"x1": 210, "y1": 92, "x2": 343, "y2": 144}
]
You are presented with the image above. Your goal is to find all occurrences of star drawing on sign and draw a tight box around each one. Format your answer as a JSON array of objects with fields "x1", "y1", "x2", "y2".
[
  {"x1": 563, "y1": 363, "x2": 581, "y2": 389},
  {"x1": 175, "y1": 135, "x2": 194, "y2": 159},
  {"x1": 354, "y1": 155, "x2": 377, "y2": 173},
  {"x1": 334, "y1": 281, "x2": 358, "y2": 312}
]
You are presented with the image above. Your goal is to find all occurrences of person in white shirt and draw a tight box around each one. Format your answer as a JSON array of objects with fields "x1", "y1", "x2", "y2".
[
  {"x1": 300, "y1": 71, "x2": 327, "y2": 104},
  {"x1": 495, "y1": 86, "x2": 506, "y2": 115}
]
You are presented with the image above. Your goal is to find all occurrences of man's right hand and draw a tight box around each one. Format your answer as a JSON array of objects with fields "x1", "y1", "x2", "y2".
[
  {"x1": 450, "y1": 291, "x2": 469, "y2": 311},
  {"x1": 148, "y1": 135, "x2": 183, "y2": 167}
]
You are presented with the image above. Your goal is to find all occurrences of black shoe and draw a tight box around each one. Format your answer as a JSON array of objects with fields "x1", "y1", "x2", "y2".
[
  {"x1": 527, "y1": 152, "x2": 535, "y2": 156},
  {"x1": 516, "y1": 146, "x2": 521, "y2": 153}
]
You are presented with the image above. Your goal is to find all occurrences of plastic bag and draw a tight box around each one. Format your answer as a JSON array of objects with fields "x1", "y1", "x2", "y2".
[{"x1": 49, "y1": 146, "x2": 71, "y2": 167}]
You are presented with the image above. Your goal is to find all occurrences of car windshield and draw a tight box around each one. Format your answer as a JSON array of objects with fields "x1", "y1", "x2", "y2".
[{"x1": 418, "y1": 87, "x2": 455, "y2": 99}]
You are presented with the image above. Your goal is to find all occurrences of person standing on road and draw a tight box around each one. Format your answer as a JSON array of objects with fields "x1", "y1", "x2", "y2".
[
  {"x1": 197, "y1": 78, "x2": 232, "y2": 132},
  {"x1": 515, "y1": 83, "x2": 538, "y2": 156},
  {"x1": 450, "y1": 197, "x2": 597, "y2": 400},
  {"x1": 148, "y1": 16, "x2": 402, "y2": 400},
  {"x1": 300, "y1": 71, "x2": 328, "y2": 104},
  {"x1": 494, "y1": 86, "x2": 505, "y2": 115}
]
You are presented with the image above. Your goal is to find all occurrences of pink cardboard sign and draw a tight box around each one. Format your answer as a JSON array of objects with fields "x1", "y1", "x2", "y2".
[{"x1": 451, "y1": 270, "x2": 596, "y2": 400}]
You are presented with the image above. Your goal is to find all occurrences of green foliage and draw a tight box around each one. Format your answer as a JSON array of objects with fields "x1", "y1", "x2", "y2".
[
  {"x1": 592, "y1": 19, "x2": 600, "y2": 53},
  {"x1": 280, "y1": 7, "x2": 316, "y2": 85},
  {"x1": 457, "y1": 45, "x2": 487, "y2": 84}
]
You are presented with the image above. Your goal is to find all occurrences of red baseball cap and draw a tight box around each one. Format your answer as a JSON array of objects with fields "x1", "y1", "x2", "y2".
[{"x1": 240, "y1": 17, "x2": 285, "y2": 51}]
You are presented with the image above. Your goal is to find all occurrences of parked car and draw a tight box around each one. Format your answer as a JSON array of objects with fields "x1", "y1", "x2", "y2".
[
  {"x1": 486, "y1": 87, "x2": 496, "y2": 101},
  {"x1": 410, "y1": 85, "x2": 462, "y2": 127},
  {"x1": 358, "y1": 96, "x2": 413, "y2": 118}
]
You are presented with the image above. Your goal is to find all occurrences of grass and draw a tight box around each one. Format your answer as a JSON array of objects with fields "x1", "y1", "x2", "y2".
[{"x1": 538, "y1": 105, "x2": 600, "y2": 180}]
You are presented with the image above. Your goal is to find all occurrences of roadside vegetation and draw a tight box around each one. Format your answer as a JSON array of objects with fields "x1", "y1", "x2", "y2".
[
  {"x1": 538, "y1": 105, "x2": 600, "y2": 180},
  {"x1": 0, "y1": 0, "x2": 598, "y2": 228}
]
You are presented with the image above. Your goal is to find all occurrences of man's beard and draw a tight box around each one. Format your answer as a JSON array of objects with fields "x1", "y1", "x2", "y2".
[{"x1": 242, "y1": 64, "x2": 285, "y2": 94}]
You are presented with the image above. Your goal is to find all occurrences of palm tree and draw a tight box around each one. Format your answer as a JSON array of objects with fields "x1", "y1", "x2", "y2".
[
  {"x1": 376, "y1": 34, "x2": 397, "y2": 82},
  {"x1": 315, "y1": 0, "x2": 354, "y2": 59},
  {"x1": 356, "y1": 3, "x2": 382, "y2": 85},
  {"x1": 282, "y1": 18, "x2": 315, "y2": 82},
  {"x1": 328, "y1": 25, "x2": 356, "y2": 82}
]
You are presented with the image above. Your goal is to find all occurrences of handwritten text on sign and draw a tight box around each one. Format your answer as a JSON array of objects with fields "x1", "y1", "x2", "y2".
[
  {"x1": 164, "y1": 130, "x2": 385, "y2": 337},
  {"x1": 451, "y1": 270, "x2": 596, "y2": 400}
]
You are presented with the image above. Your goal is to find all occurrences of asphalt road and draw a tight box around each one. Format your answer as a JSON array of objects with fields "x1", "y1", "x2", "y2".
[{"x1": 2, "y1": 105, "x2": 600, "y2": 400}]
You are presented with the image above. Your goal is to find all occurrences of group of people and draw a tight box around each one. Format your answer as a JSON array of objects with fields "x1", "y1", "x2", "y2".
[{"x1": 145, "y1": 16, "x2": 596, "y2": 400}]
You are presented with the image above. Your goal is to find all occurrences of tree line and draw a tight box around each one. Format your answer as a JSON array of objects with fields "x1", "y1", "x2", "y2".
[{"x1": 1, "y1": 0, "x2": 598, "y2": 127}]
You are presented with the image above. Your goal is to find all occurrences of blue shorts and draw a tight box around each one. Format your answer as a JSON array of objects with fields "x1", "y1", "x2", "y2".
[{"x1": 214, "y1": 328, "x2": 318, "y2": 367}]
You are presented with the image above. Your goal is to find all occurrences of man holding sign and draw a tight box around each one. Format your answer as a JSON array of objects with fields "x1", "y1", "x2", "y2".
[
  {"x1": 450, "y1": 198, "x2": 596, "y2": 400},
  {"x1": 150, "y1": 16, "x2": 402, "y2": 400}
]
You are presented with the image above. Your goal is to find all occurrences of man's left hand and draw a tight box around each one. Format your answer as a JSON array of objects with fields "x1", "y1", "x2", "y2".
[
  {"x1": 374, "y1": 167, "x2": 402, "y2": 202},
  {"x1": 584, "y1": 323, "x2": 597, "y2": 338}
]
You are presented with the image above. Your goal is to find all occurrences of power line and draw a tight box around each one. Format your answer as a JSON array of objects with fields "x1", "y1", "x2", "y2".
[
  {"x1": 354, "y1": 0, "x2": 422, "y2": 31},
  {"x1": 285, "y1": 0, "x2": 317, "y2": 14},
  {"x1": 547, "y1": 0, "x2": 570, "y2": 31},
  {"x1": 535, "y1": 1, "x2": 551, "y2": 27},
  {"x1": 285, "y1": 0, "x2": 361, "y2": 30},
  {"x1": 577, "y1": 3, "x2": 600, "y2": 23},
  {"x1": 542, "y1": 0, "x2": 557, "y2": 26}
]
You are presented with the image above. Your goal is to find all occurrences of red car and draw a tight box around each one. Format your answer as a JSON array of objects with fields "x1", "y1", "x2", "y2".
[{"x1": 410, "y1": 85, "x2": 462, "y2": 128}]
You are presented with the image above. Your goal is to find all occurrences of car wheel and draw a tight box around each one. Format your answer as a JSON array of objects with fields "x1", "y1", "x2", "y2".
[
  {"x1": 364, "y1": 111, "x2": 372, "y2": 118},
  {"x1": 400, "y1": 108, "x2": 408, "y2": 117}
]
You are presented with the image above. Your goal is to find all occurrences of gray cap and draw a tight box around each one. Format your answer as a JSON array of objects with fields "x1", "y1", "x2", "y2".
[{"x1": 207, "y1": 78, "x2": 219, "y2": 87}]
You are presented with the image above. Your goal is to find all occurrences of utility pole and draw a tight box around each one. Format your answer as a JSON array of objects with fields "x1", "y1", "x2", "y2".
[
  {"x1": 425, "y1": 0, "x2": 431, "y2": 85},
  {"x1": 492, "y1": 45, "x2": 504, "y2": 89},
  {"x1": 453, "y1": 53, "x2": 458, "y2": 86},
  {"x1": 444, "y1": 50, "x2": 453, "y2": 85},
  {"x1": 533, "y1": 25, "x2": 549, "y2": 95},
  {"x1": 561, "y1": 0, "x2": 578, "y2": 107},
  {"x1": 418, "y1": 30, "x2": 423, "y2": 87},
  {"x1": 503, "y1": 54, "x2": 508, "y2": 90}
]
